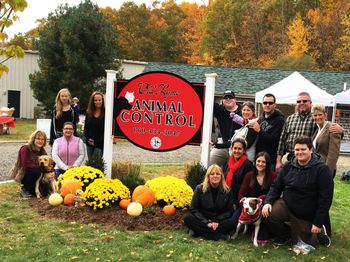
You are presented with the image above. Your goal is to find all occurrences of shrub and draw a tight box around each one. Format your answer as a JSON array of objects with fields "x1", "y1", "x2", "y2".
[
  {"x1": 57, "y1": 166, "x2": 104, "y2": 191},
  {"x1": 145, "y1": 176, "x2": 193, "y2": 209},
  {"x1": 85, "y1": 151, "x2": 106, "y2": 174},
  {"x1": 112, "y1": 161, "x2": 145, "y2": 194},
  {"x1": 185, "y1": 161, "x2": 207, "y2": 190},
  {"x1": 84, "y1": 178, "x2": 130, "y2": 210}
]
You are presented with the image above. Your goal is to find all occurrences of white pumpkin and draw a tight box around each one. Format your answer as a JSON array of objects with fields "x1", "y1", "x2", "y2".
[
  {"x1": 127, "y1": 201, "x2": 143, "y2": 216},
  {"x1": 49, "y1": 193, "x2": 63, "y2": 206}
]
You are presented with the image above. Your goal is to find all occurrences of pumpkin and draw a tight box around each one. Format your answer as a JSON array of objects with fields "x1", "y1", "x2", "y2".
[
  {"x1": 127, "y1": 201, "x2": 143, "y2": 216},
  {"x1": 48, "y1": 193, "x2": 63, "y2": 206},
  {"x1": 64, "y1": 193, "x2": 76, "y2": 206},
  {"x1": 119, "y1": 199, "x2": 131, "y2": 210},
  {"x1": 131, "y1": 185, "x2": 155, "y2": 207},
  {"x1": 163, "y1": 204, "x2": 176, "y2": 216},
  {"x1": 60, "y1": 180, "x2": 82, "y2": 197}
]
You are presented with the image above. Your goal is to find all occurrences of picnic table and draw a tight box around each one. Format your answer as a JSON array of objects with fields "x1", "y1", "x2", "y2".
[{"x1": 0, "y1": 116, "x2": 15, "y2": 134}]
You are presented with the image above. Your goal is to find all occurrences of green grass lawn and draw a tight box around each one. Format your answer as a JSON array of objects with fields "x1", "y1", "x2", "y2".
[
  {"x1": 0, "y1": 119, "x2": 36, "y2": 141},
  {"x1": 1, "y1": 180, "x2": 349, "y2": 261}
]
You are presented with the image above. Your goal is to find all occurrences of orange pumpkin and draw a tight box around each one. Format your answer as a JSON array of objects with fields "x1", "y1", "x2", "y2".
[
  {"x1": 60, "y1": 180, "x2": 82, "y2": 197},
  {"x1": 163, "y1": 204, "x2": 176, "y2": 216},
  {"x1": 119, "y1": 199, "x2": 131, "y2": 210},
  {"x1": 132, "y1": 185, "x2": 155, "y2": 207},
  {"x1": 64, "y1": 193, "x2": 76, "y2": 206}
]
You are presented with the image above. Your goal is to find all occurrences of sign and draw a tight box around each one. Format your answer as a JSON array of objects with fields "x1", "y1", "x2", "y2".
[{"x1": 113, "y1": 71, "x2": 204, "y2": 151}]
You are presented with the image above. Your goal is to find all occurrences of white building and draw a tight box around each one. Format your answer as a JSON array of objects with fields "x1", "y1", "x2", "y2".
[
  {"x1": 0, "y1": 52, "x2": 147, "y2": 119},
  {"x1": 0, "y1": 50, "x2": 39, "y2": 118}
]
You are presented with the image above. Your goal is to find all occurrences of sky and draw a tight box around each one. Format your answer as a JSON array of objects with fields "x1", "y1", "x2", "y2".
[{"x1": 7, "y1": 0, "x2": 205, "y2": 39}]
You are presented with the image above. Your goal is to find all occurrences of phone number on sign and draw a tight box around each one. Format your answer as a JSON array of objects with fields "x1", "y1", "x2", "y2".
[{"x1": 133, "y1": 127, "x2": 180, "y2": 136}]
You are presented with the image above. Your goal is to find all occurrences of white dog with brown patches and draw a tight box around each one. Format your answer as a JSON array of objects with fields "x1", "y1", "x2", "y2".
[{"x1": 232, "y1": 197, "x2": 263, "y2": 247}]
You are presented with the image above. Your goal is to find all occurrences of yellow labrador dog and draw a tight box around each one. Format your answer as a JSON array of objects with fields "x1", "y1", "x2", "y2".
[{"x1": 35, "y1": 155, "x2": 56, "y2": 198}]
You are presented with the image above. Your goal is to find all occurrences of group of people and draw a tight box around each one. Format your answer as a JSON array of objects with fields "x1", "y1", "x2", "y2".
[
  {"x1": 15, "y1": 88, "x2": 106, "y2": 198},
  {"x1": 13, "y1": 86, "x2": 342, "y2": 250},
  {"x1": 185, "y1": 90, "x2": 342, "y2": 251}
]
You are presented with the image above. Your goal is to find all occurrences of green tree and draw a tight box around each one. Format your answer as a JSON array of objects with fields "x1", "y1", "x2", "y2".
[
  {"x1": 0, "y1": 0, "x2": 27, "y2": 77},
  {"x1": 29, "y1": 0, "x2": 120, "y2": 110}
]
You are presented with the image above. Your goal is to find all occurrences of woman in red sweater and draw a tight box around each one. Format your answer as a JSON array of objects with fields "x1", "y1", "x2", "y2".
[{"x1": 238, "y1": 151, "x2": 277, "y2": 202}]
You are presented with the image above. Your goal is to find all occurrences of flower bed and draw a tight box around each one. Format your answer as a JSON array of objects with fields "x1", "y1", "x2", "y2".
[
  {"x1": 57, "y1": 166, "x2": 104, "y2": 190},
  {"x1": 145, "y1": 176, "x2": 193, "y2": 209},
  {"x1": 84, "y1": 178, "x2": 130, "y2": 210}
]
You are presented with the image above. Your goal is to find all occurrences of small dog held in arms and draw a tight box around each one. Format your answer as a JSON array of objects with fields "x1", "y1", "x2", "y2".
[
  {"x1": 232, "y1": 197, "x2": 263, "y2": 247},
  {"x1": 35, "y1": 155, "x2": 56, "y2": 198}
]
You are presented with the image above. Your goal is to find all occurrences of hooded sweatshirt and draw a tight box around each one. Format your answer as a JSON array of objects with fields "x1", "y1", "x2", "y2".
[
  {"x1": 256, "y1": 109, "x2": 284, "y2": 164},
  {"x1": 265, "y1": 154, "x2": 333, "y2": 228}
]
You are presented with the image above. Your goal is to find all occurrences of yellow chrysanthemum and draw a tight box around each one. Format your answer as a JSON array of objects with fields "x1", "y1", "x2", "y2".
[
  {"x1": 57, "y1": 166, "x2": 105, "y2": 190},
  {"x1": 145, "y1": 176, "x2": 193, "y2": 209},
  {"x1": 84, "y1": 178, "x2": 130, "y2": 210}
]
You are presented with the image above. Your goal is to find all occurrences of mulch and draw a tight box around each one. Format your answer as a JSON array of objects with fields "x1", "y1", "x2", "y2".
[{"x1": 29, "y1": 198, "x2": 188, "y2": 231}]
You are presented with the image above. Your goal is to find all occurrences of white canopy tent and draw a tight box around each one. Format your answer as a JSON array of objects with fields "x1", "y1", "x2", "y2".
[
  {"x1": 335, "y1": 89, "x2": 350, "y2": 105},
  {"x1": 255, "y1": 71, "x2": 335, "y2": 107}
]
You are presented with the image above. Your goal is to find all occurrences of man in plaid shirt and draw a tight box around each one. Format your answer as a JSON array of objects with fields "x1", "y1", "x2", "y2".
[{"x1": 276, "y1": 92, "x2": 342, "y2": 170}]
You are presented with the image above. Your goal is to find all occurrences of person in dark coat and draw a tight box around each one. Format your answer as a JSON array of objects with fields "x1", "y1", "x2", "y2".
[
  {"x1": 262, "y1": 136, "x2": 333, "y2": 248},
  {"x1": 84, "y1": 91, "x2": 105, "y2": 160},
  {"x1": 184, "y1": 164, "x2": 235, "y2": 241},
  {"x1": 250, "y1": 93, "x2": 284, "y2": 170},
  {"x1": 209, "y1": 90, "x2": 242, "y2": 168},
  {"x1": 223, "y1": 137, "x2": 253, "y2": 226}
]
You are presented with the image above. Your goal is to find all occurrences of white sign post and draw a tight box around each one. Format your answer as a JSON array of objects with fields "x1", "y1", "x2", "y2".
[
  {"x1": 200, "y1": 73, "x2": 217, "y2": 168},
  {"x1": 103, "y1": 70, "x2": 117, "y2": 179}
]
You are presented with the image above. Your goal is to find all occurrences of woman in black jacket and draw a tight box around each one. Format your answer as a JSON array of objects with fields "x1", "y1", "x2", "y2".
[
  {"x1": 84, "y1": 91, "x2": 105, "y2": 160},
  {"x1": 184, "y1": 164, "x2": 235, "y2": 241}
]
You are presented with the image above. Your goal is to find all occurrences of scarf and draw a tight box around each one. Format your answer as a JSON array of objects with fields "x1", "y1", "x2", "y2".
[{"x1": 226, "y1": 154, "x2": 247, "y2": 187}]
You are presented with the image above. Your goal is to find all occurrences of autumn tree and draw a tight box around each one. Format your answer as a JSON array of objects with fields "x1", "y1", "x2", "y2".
[
  {"x1": 306, "y1": 0, "x2": 348, "y2": 69},
  {"x1": 30, "y1": 0, "x2": 120, "y2": 110},
  {"x1": 333, "y1": 13, "x2": 350, "y2": 70},
  {"x1": 177, "y1": 2, "x2": 207, "y2": 64},
  {"x1": 0, "y1": 0, "x2": 27, "y2": 77},
  {"x1": 107, "y1": 2, "x2": 160, "y2": 61}
]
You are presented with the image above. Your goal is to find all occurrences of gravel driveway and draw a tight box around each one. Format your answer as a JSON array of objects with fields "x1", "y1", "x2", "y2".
[
  {"x1": 1, "y1": 141, "x2": 349, "y2": 182},
  {"x1": 0, "y1": 141, "x2": 201, "y2": 181}
]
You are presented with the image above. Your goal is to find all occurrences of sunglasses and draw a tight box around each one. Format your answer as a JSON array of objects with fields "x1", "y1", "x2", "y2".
[
  {"x1": 224, "y1": 96, "x2": 234, "y2": 100},
  {"x1": 296, "y1": 100, "x2": 310, "y2": 104},
  {"x1": 262, "y1": 101, "x2": 274, "y2": 105}
]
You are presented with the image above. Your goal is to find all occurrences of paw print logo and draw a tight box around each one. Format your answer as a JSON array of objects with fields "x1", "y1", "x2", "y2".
[{"x1": 150, "y1": 137, "x2": 161, "y2": 149}]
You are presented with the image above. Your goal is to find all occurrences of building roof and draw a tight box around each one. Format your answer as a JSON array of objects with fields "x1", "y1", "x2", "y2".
[{"x1": 143, "y1": 62, "x2": 350, "y2": 95}]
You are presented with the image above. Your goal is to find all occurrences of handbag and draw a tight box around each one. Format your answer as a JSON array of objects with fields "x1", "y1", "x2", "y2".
[
  {"x1": 231, "y1": 125, "x2": 249, "y2": 142},
  {"x1": 9, "y1": 160, "x2": 25, "y2": 183},
  {"x1": 9, "y1": 146, "x2": 25, "y2": 184}
]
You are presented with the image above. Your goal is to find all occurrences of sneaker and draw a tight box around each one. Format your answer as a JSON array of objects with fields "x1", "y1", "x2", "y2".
[
  {"x1": 318, "y1": 225, "x2": 331, "y2": 247},
  {"x1": 20, "y1": 188, "x2": 33, "y2": 199},
  {"x1": 188, "y1": 229, "x2": 197, "y2": 237},
  {"x1": 273, "y1": 237, "x2": 291, "y2": 246},
  {"x1": 221, "y1": 234, "x2": 231, "y2": 241}
]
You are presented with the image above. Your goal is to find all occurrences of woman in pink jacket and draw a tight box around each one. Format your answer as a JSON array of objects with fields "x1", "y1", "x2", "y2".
[{"x1": 52, "y1": 122, "x2": 85, "y2": 179}]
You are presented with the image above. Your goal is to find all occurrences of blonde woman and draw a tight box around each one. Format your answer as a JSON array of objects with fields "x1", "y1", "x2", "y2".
[
  {"x1": 184, "y1": 164, "x2": 235, "y2": 241},
  {"x1": 50, "y1": 88, "x2": 78, "y2": 145},
  {"x1": 311, "y1": 104, "x2": 341, "y2": 177}
]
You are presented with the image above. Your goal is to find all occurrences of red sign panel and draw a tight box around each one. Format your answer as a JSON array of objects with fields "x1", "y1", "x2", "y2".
[{"x1": 113, "y1": 71, "x2": 204, "y2": 151}]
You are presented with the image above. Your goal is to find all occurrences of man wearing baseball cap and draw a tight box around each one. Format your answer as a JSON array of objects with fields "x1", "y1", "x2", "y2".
[{"x1": 209, "y1": 90, "x2": 242, "y2": 167}]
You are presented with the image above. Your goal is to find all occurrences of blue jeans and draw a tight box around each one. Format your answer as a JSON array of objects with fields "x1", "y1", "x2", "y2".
[
  {"x1": 86, "y1": 145, "x2": 102, "y2": 160},
  {"x1": 54, "y1": 169, "x2": 65, "y2": 180}
]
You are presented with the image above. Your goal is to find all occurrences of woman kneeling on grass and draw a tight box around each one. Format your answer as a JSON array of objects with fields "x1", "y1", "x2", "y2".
[
  {"x1": 11, "y1": 130, "x2": 49, "y2": 198},
  {"x1": 184, "y1": 164, "x2": 235, "y2": 241}
]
